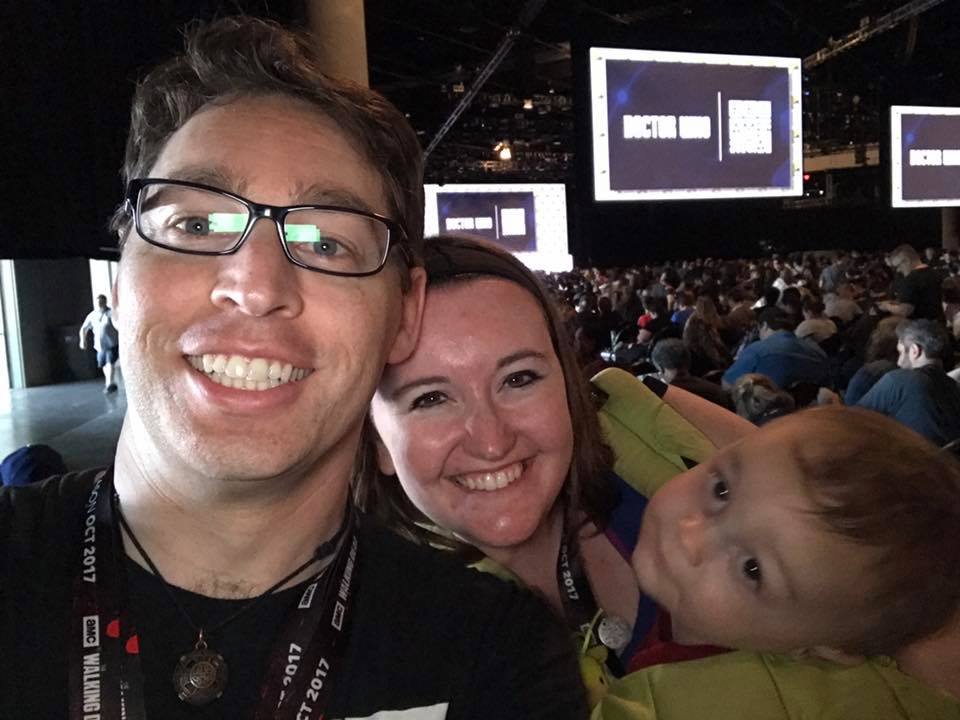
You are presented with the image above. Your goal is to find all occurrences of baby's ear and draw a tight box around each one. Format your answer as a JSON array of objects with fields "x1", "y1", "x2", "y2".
[
  {"x1": 375, "y1": 441, "x2": 397, "y2": 476},
  {"x1": 791, "y1": 646, "x2": 866, "y2": 667}
]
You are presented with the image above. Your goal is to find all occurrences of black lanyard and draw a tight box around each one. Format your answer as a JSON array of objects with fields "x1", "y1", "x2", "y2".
[
  {"x1": 68, "y1": 469, "x2": 358, "y2": 719},
  {"x1": 556, "y1": 531, "x2": 626, "y2": 675},
  {"x1": 556, "y1": 533, "x2": 602, "y2": 637}
]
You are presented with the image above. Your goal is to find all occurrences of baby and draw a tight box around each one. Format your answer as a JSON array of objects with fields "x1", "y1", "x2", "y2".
[{"x1": 617, "y1": 404, "x2": 960, "y2": 708}]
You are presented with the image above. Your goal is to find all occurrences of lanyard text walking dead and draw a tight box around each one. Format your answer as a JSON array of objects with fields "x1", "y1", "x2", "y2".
[{"x1": 69, "y1": 469, "x2": 358, "y2": 720}]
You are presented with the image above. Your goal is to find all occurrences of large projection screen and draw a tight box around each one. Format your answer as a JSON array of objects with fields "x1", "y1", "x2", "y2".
[
  {"x1": 891, "y1": 105, "x2": 960, "y2": 208},
  {"x1": 424, "y1": 183, "x2": 573, "y2": 271},
  {"x1": 590, "y1": 48, "x2": 803, "y2": 201}
]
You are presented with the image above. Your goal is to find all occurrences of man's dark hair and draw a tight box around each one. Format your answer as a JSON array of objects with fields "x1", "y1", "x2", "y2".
[
  {"x1": 111, "y1": 16, "x2": 425, "y2": 266},
  {"x1": 802, "y1": 296, "x2": 825, "y2": 316},
  {"x1": 758, "y1": 305, "x2": 796, "y2": 332},
  {"x1": 651, "y1": 338, "x2": 690, "y2": 373},
  {"x1": 897, "y1": 319, "x2": 950, "y2": 363}
]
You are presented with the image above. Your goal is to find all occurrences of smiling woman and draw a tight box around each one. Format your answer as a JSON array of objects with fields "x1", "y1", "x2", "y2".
[{"x1": 361, "y1": 235, "x2": 712, "y2": 697}]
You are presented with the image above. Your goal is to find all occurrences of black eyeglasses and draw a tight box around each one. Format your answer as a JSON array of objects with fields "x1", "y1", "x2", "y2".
[{"x1": 124, "y1": 178, "x2": 411, "y2": 277}]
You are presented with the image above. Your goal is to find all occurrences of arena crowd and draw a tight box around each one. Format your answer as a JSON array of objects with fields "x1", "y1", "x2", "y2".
[{"x1": 547, "y1": 244, "x2": 960, "y2": 448}]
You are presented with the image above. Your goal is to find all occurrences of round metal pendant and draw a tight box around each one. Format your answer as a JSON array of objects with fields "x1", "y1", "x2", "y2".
[
  {"x1": 597, "y1": 614, "x2": 631, "y2": 653},
  {"x1": 173, "y1": 647, "x2": 229, "y2": 706}
]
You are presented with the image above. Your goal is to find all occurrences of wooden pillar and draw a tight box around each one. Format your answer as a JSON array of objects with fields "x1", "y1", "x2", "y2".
[{"x1": 306, "y1": 0, "x2": 369, "y2": 87}]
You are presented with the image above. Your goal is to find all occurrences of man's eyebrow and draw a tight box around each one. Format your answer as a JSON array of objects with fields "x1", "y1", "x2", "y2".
[
  {"x1": 297, "y1": 182, "x2": 379, "y2": 214},
  {"x1": 496, "y1": 350, "x2": 549, "y2": 371},
  {"x1": 389, "y1": 376, "x2": 449, "y2": 402},
  {"x1": 162, "y1": 166, "x2": 239, "y2": 192},
  {"x1": 156, "y1": 171, "x2": 378, "y2": 214}
]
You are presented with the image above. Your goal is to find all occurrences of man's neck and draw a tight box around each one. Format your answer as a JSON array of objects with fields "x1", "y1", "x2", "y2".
[{"x1": 112, "y1": 421, "x2": 352, "y2": 599}]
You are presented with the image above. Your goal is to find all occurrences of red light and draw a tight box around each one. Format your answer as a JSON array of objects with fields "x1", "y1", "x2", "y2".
[{"x1": 803, "y1": 173, "x2": 810, "y2": 181}]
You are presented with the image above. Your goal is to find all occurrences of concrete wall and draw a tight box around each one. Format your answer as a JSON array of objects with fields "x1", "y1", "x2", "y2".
[{"x1": 13, "y1": 258, "x2": 98, "y2": 386}]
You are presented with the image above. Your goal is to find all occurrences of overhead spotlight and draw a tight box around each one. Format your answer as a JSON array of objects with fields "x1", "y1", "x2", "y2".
[
  {"x1": 494, "y1": 141, "x2": 512, "y2": 161},
  {"x1": 523, "y1": 98, "x2": 534, "y2": 110}
]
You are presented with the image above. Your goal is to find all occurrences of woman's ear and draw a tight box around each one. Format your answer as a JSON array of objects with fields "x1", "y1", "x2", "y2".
[{"x1": 375, "y1": 440, "x2": 397, "y2": 476}]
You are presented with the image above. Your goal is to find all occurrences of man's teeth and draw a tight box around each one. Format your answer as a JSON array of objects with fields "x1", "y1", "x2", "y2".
[
  {"x1": 186, "y1": 354, "x2": 312, "y2": 390},
  {"x1": 453, "y1": 463, "x2": 523, "y2": 492}
]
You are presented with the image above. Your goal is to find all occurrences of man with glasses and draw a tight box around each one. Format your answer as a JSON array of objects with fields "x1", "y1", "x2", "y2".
[{"x1": 0, "y1": 17, "x2": 585, "y2": 719}]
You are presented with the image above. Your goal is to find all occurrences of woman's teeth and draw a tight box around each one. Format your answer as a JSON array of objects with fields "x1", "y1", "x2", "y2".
[
  {"x1": 186, "y1": 354, "x2": 312, "y2": 391},
  {"x1": 453, "y1": 462, "x2": 523, "y2": 492}
]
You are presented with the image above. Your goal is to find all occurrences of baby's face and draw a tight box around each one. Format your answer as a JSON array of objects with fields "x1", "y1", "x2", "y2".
[{"x1": 632, "y1": 418, "x2": 879, "y2": 652}]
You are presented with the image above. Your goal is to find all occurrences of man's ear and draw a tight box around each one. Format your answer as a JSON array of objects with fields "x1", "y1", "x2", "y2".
[
  {"x1": 388, "y1": 266, "x2": 426, "y2": 364},
  {"x1": 910, "y1": 343, "x2": 924, "y2": 362},
  {"x1": 375, "y1": 438, "x2": 397, "y2": 476}
]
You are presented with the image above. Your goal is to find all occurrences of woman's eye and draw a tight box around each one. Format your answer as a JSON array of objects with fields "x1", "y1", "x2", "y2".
[
  {"x1": 712, "y1": 476, "x2": 729, "y2": 501},
  {"x1": 503, "y1": 370, "x2": 541, "y2": 389},
  {"x1": 410, "y1": 391, "x2": 447, "y2": 410},
  {"x1": 742, "y1": 558, "x2": 762, "y2": 584}
]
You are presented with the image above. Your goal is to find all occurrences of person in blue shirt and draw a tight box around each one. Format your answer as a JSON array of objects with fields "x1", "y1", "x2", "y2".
[
  {"x1": 722, "y1": 306, "x2": 829, "y2": 390},
  {"x1": 857, "y1": 319, "x2": 960, "y2": 447}
]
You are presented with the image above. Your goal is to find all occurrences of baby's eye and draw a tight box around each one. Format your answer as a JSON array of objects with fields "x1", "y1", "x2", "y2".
[
  {"x1": 742, "y1": 558, "x2": 762, "y2": 584},
  {"x1": 411, "y1": 390, "x2": 447, "y2": 410},
  {"x1": 712, "y1": 476, "x2": 730, "y2": 501},
  {"x1": 503, "y1": 370, "x2": 542, "y2": 389}
]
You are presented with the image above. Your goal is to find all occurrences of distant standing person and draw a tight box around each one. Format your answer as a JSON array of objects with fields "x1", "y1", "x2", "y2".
[{"x1": 79, "y1": 293, "x2": 119, "y2": 393}]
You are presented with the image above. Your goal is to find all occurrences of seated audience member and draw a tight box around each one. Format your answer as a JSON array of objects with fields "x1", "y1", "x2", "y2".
[
  {"x1": 795, "y1": 296, "x2": 838, "y2": 344},
  {"x1": 722, "y1": 306, "x2": 829, "y2": 390},
  {"x1": 844, "y1": 316, "x2": 901, "y2": 405},
  {"x1": 880, "y1": 244, "x2": 945, "y2": 322},
  {"x1": 730, "y1": 373, "x2": 795, "y2": 425},
  {"x1": 650, "y1": 339, "x2": 732, "y2": 410},
  {"x1": 719, "y1": 287, "x2": 755, "y2": 347},
  {"x1": 682, "y1": 296, "x2": 731, "y2": 375},
  {"x1": 777, "y1": 287, "x2": 804, "y2": 327},
  {"x1": 819, "y1": 255, "x2": 846, "y2": 293},
  {"x1": 636, "y1": 294, "x2": 671, "y2": 345},
  {"x1": 858, "y1": 319, "x2": 960, "y2": 446},
  {"x1": 824, "y1": 282, "x2": 862, "y2": 324},
  {"x1": 670, "y1": 291, "x2": 695, "y2": 329}
]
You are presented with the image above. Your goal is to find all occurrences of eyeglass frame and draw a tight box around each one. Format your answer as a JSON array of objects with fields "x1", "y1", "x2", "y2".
[{"x1": 123, "y1": 177, "x2": 413, "y2": 277}]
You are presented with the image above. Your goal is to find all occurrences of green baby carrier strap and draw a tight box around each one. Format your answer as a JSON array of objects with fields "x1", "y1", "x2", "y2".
[
  {"x1": 592, "y1": 651, "x2": 960, "y2": 720},
  {"x1": 591, "y1": 368, "x2": 717, "y2": 498}
]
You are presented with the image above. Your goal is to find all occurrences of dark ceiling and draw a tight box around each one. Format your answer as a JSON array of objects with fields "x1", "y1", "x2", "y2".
[{"x1": 1, "y1": 0, "x2": 958, "y2": 259}]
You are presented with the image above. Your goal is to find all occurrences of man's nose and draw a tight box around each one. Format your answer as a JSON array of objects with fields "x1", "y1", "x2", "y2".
[{"x1": 210, "y1": 218, "x2": 304, "y2": 318}]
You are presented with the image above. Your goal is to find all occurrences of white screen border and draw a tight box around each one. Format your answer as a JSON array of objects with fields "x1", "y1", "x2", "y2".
[
  {"x1": 589, "y1": 47, "x2": 803, "y2": 202},
  {"x1": 423, "y1": 183, "x2": 573, "y2": 272},
  {"x1": 891, "y1": 104, "x2": 960, "y2": 208}
]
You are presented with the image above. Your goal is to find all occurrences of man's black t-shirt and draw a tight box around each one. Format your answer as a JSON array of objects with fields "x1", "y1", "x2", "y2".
[
  {"x1": 0, "y1": 470, "x2": 588, "y2": 719},
  {"x1": 894, "y1": 266, "x2": 944, "y2": 321}
]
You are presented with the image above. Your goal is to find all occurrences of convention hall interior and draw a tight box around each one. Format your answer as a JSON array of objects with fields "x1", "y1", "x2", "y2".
[{"x1": 0, "y1": 0, "x2": 958, "y2": 470}]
